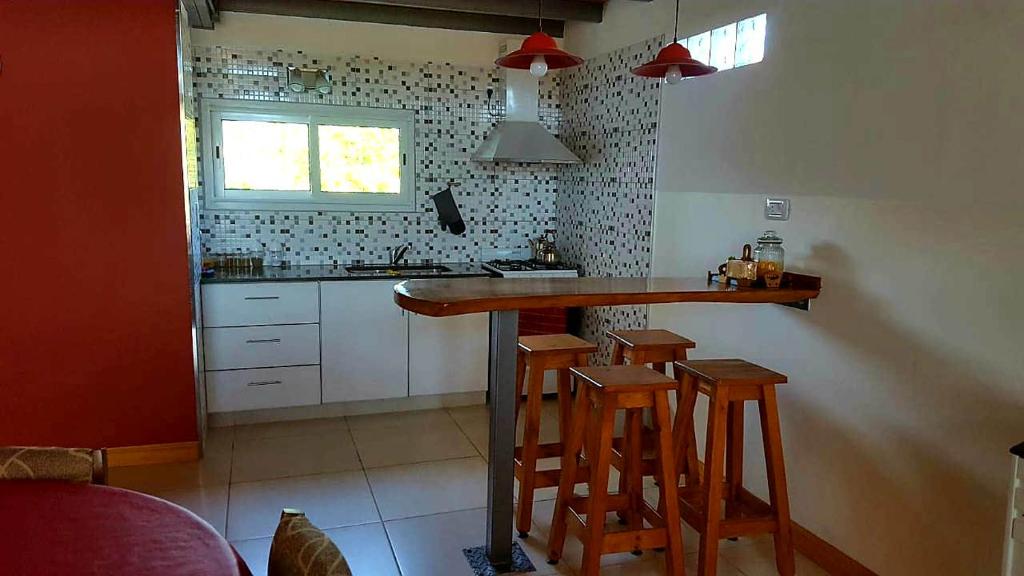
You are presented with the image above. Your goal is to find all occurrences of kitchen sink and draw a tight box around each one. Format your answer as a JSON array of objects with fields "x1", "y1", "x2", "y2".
[{"x1": 344, "y1": 263, "x2": 452, "y2": 274}]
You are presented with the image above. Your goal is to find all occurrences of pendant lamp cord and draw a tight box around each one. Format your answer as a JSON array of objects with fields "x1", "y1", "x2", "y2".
[
  {"x1": 673, "y1": 0, "x2": 680, "y2": 42},
  {"x1": 538, "y1": 0, "x2": 544, "y2": 31}
]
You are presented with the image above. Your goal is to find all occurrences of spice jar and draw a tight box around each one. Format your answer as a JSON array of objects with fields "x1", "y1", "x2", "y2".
[{"x1": 754, "y1": 230, "x2": 785, "y2": 280}]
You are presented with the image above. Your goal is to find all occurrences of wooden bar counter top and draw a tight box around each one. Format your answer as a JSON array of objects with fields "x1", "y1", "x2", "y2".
[
  {"x1": 394, "y1": 273, "x2": 822, "y2": 317},
  {"x1": 391, "y1": 271, "x2": 820, "y2": 571}
]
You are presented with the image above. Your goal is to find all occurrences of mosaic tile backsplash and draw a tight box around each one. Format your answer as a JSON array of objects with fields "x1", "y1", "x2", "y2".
[
  {"x1": 558, "y1": 37, "x2": 665, "y2": 357},
  {"x1": 192, "y1": 45, "x2": 562, "y2": 264}
]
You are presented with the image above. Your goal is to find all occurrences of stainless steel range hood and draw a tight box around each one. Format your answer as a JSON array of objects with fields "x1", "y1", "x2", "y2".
[{"x1": 472, "y1": 69, "x2": 581, "y2": 164}]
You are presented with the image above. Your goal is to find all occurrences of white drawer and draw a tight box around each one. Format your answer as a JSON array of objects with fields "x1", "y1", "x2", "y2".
[
  {"x1": 207, "y1": 366, "x2": 321, "y2": 413},
  {"x1": 202, "y1": 282, "x2": 319, "y2": 327},
  {"x1": 204, "y1": 324, "x2": 320, "y2": 370}
]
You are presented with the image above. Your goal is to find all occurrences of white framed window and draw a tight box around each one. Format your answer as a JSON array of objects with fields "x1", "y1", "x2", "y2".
[
  {"x1": 201, "y1": 99, "x2": 415, "y2": 212},
  {"x1": 677, "y1": 13, "x2": 767, "y2": 75}
]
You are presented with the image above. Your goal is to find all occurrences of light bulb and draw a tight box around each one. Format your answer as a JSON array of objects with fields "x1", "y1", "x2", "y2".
[
  {"x1": 664, "y1": 65, "x2": 683, "y2": 85},
  {"x1": 529, "y1": 55, "x2": 548, "y2": 78}
]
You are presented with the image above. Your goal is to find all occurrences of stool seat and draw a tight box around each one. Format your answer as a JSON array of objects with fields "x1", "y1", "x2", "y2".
[
  {"x1": 675, "y1": 359, "x2": 787, "y2": 386},
  {"x1": 518, "y1": 334, "x2": 598, "y2": 355},
  {"x1": 608, "y1": 329, "x2": 697, "y2": 352},
  {"x1": 571, "y1": 365, "x2": 677, "y2": 392}
]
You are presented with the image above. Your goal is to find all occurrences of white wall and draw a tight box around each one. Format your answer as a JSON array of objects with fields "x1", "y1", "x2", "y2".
[
  {"x1": 644, "y1": 0, "x2": 1024, "y2": 574},
  {"x1": 191, "y1": 12, "x2": 523, "y2": 67}
]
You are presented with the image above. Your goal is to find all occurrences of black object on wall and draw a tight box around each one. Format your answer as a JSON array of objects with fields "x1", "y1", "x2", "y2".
[{"x1": 431, "y1": 187, "x2": 466, "y2": 235}]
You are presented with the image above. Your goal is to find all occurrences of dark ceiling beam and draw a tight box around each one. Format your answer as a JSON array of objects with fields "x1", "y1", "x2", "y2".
[
  {"x1": 339, "y1": 0, "x2": 604, "y2": 23},
  {"x1": 217, "y1": 0, "x2": 568, "y2": 36},
  {"x1": 183, "y1": 0, "x2": 218, "y2": 29}
]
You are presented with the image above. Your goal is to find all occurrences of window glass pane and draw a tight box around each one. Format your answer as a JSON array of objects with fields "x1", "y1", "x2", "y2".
[
  {"x1": 735, "y1": 13, "x2": 767, "y2": 67},
  {"x1": 687, "y1": 31, "x2": 712, "y2": 65},
  {"x1": 710, "y1": 23, "x2": 737, "y2": 71},
  {"x1": 318, "y1": 125, "x2": 401, "y2": 194},
  {"x1": 222, "y1": 120, "x2": 310, "y2": 191}
]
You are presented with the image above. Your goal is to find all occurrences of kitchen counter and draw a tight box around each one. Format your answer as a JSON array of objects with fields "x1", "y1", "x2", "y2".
[
  {"x1": 200, "y1": 263, "x2": 493, "y2": 284},
  {"x1": 394, "y1": 273, "x2": 823, "y2": 316}
]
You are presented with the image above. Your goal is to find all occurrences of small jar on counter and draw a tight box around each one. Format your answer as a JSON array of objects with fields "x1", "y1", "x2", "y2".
[{"x1": 754, "y1": 230, "x2": 785, "y2": 284}]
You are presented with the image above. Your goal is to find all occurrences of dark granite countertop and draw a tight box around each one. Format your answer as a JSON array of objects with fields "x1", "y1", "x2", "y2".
[
  {"x1": 1012, "y1": 442, "x2": 1024, "y2": 458},
  {"x1": 201, "y1": 262, "x2": 494, "y2": 284}
]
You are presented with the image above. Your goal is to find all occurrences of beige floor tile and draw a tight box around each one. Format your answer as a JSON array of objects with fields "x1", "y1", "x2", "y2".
[
  {"x1": 464, "y1": 399, "x2": 570, "y2": 461},
  {"x1": 366, "y1": 457, "x2": 488, "y2": 521},
  {"x1": 719, "y1": 538, "x2": 826, "y2": 576},
  {"x1": 231, "y1": 522, "x2": 399, "y2": 576},
  {"x1": 351, "y1": 415, "x2": 478, "y2": 468},
  {"x1": 107, "y1": 451, "x2": 231, "y2": 493},
  {"x1": 385, "y1": 507, "x2": 572, "y2": 576},
  {"x1": 231, "y1": 430, "x2": 362, "y2": 483},
  {"x1": 448, "y1": 404, "x2": 490, "y2": 457},
  {"x1": 346, "y1": 408, "x2": 454, "y2": 432},
  {"x1": 227, "y1": 471, "x2": 379, "y2": 540},
  {"x1": 205, "y1": 426, "x2": 235, "y2": 455},
  {"x1": 153, "y1": 484, "x2": 229, "y2": 536},
  {"x1": 233, "y1": 417, "x2": 348, "y2": 441},
  {"x1": 230, "y1": 537, "x2": 272, "y2": 576}
]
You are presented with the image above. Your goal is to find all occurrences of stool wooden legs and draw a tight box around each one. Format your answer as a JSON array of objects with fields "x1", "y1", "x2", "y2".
[
  {"x1": 516, "y1": 359, "x2": 548, "y2": 537},
  {"x1": 548, "y1": 384, "x2": 684, "y2": 576},
  {"x1": 686, "y1": 381, "x2": 796, "y2": 576},
  {"x1": 673, "y1": 373, "x2": 702, "y2": 489},
  {"x1": 760, "y1": 385, "x2": 795, "y2": 576},
  {"x1": 698, "y1": 386, "x2": 730, "y2": 576},
  {"x1": 581, "y1": 401, "x2": 616, "y2": 576},
  {"x1": 547, "y1": 384, "x2": 590, "y2": 563},
  {"x1": 653, "y1": 392, "x2": 685, "y2": 576}
]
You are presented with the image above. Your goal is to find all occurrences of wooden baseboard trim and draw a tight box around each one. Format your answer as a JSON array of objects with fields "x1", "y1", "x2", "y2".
[
  {"x1": 736, "y1": 487, "x2": 878, "y2": 576},
  {"x1": 791, "y1": 521, "x2": 877, "y2": 576},
  {"x1": 106, "y1": 441, "x2": 200, "y2": 467}
]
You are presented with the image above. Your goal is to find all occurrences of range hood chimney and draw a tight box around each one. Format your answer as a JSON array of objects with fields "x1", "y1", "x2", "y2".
[{"x1": 472, "y1": 68, "x2": 581, "y2": 164}]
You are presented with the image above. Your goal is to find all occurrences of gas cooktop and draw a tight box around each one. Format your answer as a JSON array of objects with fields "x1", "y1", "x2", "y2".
[{"x1": 482, "y1": 259, "x2": 579, "y2": 278}]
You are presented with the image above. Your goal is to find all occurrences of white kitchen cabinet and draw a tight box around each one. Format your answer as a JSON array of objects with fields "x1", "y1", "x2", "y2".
[
  {"x1": 408, "y1": 312, "x2": 489, "y2": 396},
  {"x1": 207, "y1": 365, "x2": 321, "y2": 412},
  {"x1": 204, "y1": 324, "x2": 320, "y2": 371},
  {"x1": 202, "y1": 282, "x2": 319, "y2": 327},
  {"x1": 321, "y1": 280, "x2": 409, "y2": 403}
]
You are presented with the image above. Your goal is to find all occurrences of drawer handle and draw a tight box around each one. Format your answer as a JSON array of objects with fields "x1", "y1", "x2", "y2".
[
  {"x1": 246, "y1": 338, "x2": 281, "y2": 344},
  {"x1": 244, "y1": 296, "x2": 280, "y2": 300},
  {"x1": 247, "y1": 380, "x2": 282, "y2": 387}
]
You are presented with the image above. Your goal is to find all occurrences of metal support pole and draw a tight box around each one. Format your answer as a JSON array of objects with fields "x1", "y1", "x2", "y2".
[{"x1": 486, "y1": 309, "x2": 519, "y2": 570}]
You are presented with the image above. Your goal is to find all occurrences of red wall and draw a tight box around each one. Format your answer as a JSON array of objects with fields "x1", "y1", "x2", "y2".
[{"x1": 0, "y1": 1, "x2": 198, "y2": 447}]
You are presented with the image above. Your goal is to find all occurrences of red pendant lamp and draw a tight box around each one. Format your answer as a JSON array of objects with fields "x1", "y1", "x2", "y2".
[
  {"x1": 496, "y1": 1, "x2": 583, "y2": 78},
  {"x1": 631, "y1": 0, "x2": 716, "y2": 83}
]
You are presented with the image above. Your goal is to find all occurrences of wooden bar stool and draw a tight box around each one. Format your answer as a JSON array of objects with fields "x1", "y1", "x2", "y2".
[
  {"x1": 673, "y1": 359, "x2": 795, "y2": 576},
  {"x1": 547, "y1": 365, "x2": 685, "y2": 576},
  {"x1": 608, "y1": 329, "x2": 696, "y2": 375},
  {"x1": 608, "y1": 329, "x2": 699, "y2": 491},
  {"x1": 514, "y1": 334, "x2": 598, "y2": 538}
]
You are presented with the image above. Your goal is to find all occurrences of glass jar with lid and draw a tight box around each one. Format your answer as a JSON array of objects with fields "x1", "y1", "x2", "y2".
[{"x1": 754, "y1": 230, "x2": 785, "y2": 280}]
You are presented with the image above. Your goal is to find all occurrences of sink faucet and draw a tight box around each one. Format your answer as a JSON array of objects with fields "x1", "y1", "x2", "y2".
[{"x1": 389, "y1": 243, "x2": 411, "y2": 266}]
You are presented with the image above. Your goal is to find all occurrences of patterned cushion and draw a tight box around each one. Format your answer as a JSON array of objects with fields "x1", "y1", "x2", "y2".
[
  {"x1": 268, "y1": 509, "x2": 352, "y2": 576},
  {"x1": 0, "y1": 447, "x2": 97, "y2": 483}
]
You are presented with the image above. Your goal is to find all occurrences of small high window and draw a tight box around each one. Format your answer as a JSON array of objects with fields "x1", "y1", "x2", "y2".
[
  {"x1": 680, "y1": 13, "x2": 767, "y2": 73},
  {"x1": 201, "y1": 100, "x2": 415, "y2": 211}
]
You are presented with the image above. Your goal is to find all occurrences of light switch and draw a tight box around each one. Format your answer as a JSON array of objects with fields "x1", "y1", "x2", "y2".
[{"x1": 765, "y1": 197, "x2": 790, "y2": 221}]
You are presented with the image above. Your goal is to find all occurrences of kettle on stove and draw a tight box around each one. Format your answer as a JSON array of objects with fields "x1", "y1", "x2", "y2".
[{"x1": 529, "y1": 229, "x2": 562, "y2": 264}]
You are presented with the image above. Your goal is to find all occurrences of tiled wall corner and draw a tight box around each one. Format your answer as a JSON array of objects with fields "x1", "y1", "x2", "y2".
[
  {"x1": 557, "y1": 37, "x2": 665, "y2": 360},
  {"x1": 192, "y1": 46, "x2": 562, "y2": 264}
]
